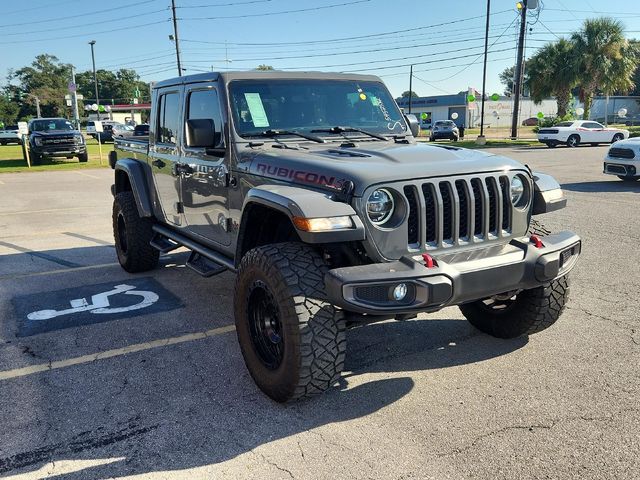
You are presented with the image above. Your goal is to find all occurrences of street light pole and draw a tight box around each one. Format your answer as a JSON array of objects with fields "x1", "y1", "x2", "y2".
[
  {"x1": 88, "y1": 40, "x2": 100, "y2": 115},
  {"x1": 479, "y1": 0, "x2": 491, "y2": 140},
  {"x1": 171, "y1": 0, "x2": 183, "y2": 76},
  {"x1": 408, "y1": 64, "x2": 413, "y2": 114}
]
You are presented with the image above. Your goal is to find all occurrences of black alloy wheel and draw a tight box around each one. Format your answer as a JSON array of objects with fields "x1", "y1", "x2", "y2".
[{"x1": 247, "y1": 280, "x2": 284, "y2": 370}]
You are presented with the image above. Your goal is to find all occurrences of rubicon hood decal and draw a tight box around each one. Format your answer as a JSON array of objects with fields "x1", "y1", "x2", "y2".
[{"x1": 254, "y1": 163, "x2": 349, "y2": 192}]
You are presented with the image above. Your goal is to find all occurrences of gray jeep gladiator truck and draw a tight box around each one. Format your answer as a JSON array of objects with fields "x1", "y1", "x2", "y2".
[{"x1": 110, "y1": 71, "x2": 581, "y2": 402}]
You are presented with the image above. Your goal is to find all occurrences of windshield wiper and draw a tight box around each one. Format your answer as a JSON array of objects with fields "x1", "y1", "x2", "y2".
[
  {"x1": 311, "y1": 126, "x2": 389, "y2": 141},
  {"x1": 250, "y1": 129, "x2": 325, "y2": 144}
]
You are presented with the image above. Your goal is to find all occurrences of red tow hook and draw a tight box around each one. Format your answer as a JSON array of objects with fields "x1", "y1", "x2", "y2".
[
  {"x1": 422, "y1": 253, "x2": 437, "y2": 268},
  {"x1": 530, "y1": 235, "x2": 544, "y2": 248}
]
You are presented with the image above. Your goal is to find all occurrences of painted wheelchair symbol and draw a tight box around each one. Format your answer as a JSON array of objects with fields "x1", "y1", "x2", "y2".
[{"x1": 27, "y1": 284, "x2": 159, "y2": 321}]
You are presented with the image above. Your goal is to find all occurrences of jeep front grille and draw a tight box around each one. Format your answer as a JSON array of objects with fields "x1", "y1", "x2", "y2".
[{"x1": 404, "y1": 174, "x2": 516, "y2": 249}]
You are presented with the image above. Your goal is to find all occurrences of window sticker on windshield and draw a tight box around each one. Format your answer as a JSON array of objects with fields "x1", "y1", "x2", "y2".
[
  {"x1": 244, "y1": 93, "x2": 270, "y2": 127},
  {"x1": 359, "y1": 93, "x2": 367, "y2": 101},
  {"x1": 370, "y1": 96, "x2": 380, "y2": 107}
]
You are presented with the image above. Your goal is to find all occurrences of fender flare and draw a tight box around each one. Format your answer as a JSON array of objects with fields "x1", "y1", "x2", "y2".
[
  {"x1": 241, "y1": 185, "x2": 366, "y2": 243},
  {"x1": 532, "y1": 172, "x2": 566, "y2": 215},
  {"x1": 114, "y1": 159, "x2": 154, "y2": 218}
]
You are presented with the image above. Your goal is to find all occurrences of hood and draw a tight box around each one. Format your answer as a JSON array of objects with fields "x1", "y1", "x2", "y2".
[
  {"x1": 31, "y1": 130, "x2": 78, "y2": 137},
  {"x1": 244, "y1": 141, "x2": 527, "y2": 196}
]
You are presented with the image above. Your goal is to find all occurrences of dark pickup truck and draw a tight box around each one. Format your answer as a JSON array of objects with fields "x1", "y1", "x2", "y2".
[
  {"x1": 28, "y1": 118, "x2": 87, "y2": 164},
  {"x1": 110, "y1": 71, "x2": 581, "y2": 402}
]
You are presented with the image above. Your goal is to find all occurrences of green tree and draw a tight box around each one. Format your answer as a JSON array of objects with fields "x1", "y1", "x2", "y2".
[
  {"x1": 11, "y1": 54, "x2": 71, "y2": 118},
  {"x1": 572, "y1": 17, "x2": 639, "y2": 118},
  {"x1": 499, "y1": 66, "x2": 516, "y2": 96},
  {"x1": 526, "y1": 39, "x2": 577, "y2": 118},
  {"x1": 401, "y1": 90, "x2": 419, "y2": 98},
  {"x1": 255, "y1": 64, "x2": 274, "y2": 71},
  {"x1": 76, "y1": 68, "x2": 149, "y2": 104},
  {"x1": 0, "y1": 88, "x2": 20, "y2": 124}
]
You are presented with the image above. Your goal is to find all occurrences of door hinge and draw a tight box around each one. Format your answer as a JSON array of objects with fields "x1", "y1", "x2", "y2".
[{"x1": 175, "y1": 201, "x2": 184, "y2": 214}]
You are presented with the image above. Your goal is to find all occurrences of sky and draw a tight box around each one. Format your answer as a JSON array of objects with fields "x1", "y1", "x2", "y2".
[{"x1": 1, "y1": 0, "x2": 639, "y2": 99}]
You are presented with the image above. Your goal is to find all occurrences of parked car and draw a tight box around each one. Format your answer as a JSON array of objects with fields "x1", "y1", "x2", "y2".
[
  {"x1": 603, "y1": 137, "x2": 640, "y2": 182},
  {"x1": 624, "y1": 115, "x2": 640, "y2": 127},
  {"x1": 111, "y1": 123, "x2": 135, "y2": 138},
  {"x1": 522, "y1": 117, "x2": 539, "y2": 126},
  {"x1": 0, "y1": 125, "x2": 22, "y2": 145},
  {"x1": 110, "y1": 71, "x2": 580, "y2": 403},
  {"x1": 537, "y1": 120, "x2": 629, "y2": 148},
  {"x1": 86, "y1": 120, "x2": 117, "y2": 142},
  {"x1": 28, "y1": 117, "x2": 87, "y2": 164},
  {"x1": 133, "y1": 124, "x2": 150, "y2": 137},
  {"x1": 429, "y1": 120, "x2": 459, "y2": 141}
]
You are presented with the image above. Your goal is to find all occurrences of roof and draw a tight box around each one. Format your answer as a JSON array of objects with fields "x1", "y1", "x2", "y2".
[{"x1": 153, "y1": 70, "x2": 383, "y2": 89}]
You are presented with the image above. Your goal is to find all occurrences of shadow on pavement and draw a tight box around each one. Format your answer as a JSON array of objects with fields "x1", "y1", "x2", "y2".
[
  {"x1": 562, "y1": 180, "x2": 640, "y2": 193},
  {"x1": 0, "y1": 312, "x2": 527, "y2": 478}
]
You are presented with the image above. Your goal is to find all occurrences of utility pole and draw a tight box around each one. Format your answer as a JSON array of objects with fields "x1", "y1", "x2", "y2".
[
  {"x1": 510, "y1": 0, "x2": 528, "y2": 139},
  {"x1": 89, "y1": 40, "x2": 100, "y2": 116},
  {"x1": 171, "y1": 0, "x2": 183, "y2": 76},
  {"x1": 479, "y1": 0, "x2": 491, "y2": 139},
  {"x1": 408, "y1": 64, "x2": 413, "y2": 114}
]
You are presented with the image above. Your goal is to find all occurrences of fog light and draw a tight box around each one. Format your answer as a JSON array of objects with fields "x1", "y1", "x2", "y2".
[{"x1": 393, "y1": 283, "x2": 408, "y2": 301}]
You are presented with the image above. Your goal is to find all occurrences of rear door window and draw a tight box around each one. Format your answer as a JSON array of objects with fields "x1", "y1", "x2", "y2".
[{"x1": 157, "y1": 92, "x2": 180, "y2": 145}]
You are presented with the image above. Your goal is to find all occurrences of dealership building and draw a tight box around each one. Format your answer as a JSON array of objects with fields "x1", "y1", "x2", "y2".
[{"x1": 395, "y1": 94, "x2": 640, "y2": 128}]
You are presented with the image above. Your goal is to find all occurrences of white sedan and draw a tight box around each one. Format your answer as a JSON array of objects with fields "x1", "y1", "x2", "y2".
[
  {"x1": 537, "y1": 120, "x2": 629, "y2": 148},
  {"x1": 603, "y1": 137, "x2": 640, "y2": 182}
]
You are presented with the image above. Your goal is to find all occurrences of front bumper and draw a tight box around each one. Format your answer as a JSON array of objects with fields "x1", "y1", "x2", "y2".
[
  {"x1": 431, "y1": 131, "x2": 458, "y2": 139},
  {"x1": 326, "y1": 231, "x2": 581, "y2": 314},
  {"x1": 603, "y1": 160, "x2": 638, "y2": 177},
  {"x1": 32, "y1": 145, "x2": 86, "y2": 157}
]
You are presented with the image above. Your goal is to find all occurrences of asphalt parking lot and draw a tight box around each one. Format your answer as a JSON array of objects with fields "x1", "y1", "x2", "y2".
[{"x1": 0, "y1": 145, "x2": 638, "y2": 479}]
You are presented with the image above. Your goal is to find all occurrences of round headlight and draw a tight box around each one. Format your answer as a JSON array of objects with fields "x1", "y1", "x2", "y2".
[
  {"x1": 367, "y1": 188, "x2": 394, "y2": 225},
  {"x1": 510, "y1": 176, "x2": 525, "y2": 205}
]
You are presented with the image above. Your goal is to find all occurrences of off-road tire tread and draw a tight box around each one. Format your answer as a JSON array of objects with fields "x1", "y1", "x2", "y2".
[
  {"x1": 234, "y1": 242, "x2": 345, "y2": 402},
  {"x1": 460, "y1": 276, "x2": 570, "y2": 338},
  {"x1": 112, "y1": 191, "x2": 159, "y2": 272}
]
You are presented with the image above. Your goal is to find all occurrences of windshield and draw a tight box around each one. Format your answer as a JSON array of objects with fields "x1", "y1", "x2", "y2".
[
  {"x1": 229, "y1": 79, "x2": 407, "y2": 138},
  {"x1": 30, "y1": 119, "x2": 75, "y2": 132},
  {"x1": 435, "y1": 121, "x2": 455, "y2": 127}
]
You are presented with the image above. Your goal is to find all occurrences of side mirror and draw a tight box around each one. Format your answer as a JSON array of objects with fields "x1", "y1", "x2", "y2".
[
  {"x1": 404, "y1": 114, "x2": 420, "y2": 137},
  {"x1": 186, "y1": 118, "x2": 221, "y2": 148}
]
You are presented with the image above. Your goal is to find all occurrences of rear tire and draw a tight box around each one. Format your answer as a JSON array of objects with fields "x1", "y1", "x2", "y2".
[
  {"x1": 545, "y1": 142, "x2": 557, "y2": 148},
  {"x1": 112, "y1": 191, "x2": 159, "y2": 273},
  {"x1": 612, "y1": 133, "x2": 624, "y2": 143},
  {"x1": 234, "y1": 242, "x2": 346, "y2": 402},
  {"x1": 566, "y1": 134, "x2": 580, "y2": 147}
]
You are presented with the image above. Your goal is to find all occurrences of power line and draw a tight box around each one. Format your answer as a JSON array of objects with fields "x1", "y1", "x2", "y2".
[
  {"x1": 181, "y1": 34, "x2": 515, "y2": 64},
  {"x1": 1, "y1": 9, "x2": 168, "y2": 37},
  {"x1": 181, "y1": 9, "x2": 513, "y2": 46},
  {"x1": 0, "y1": 19, "x2": 170, "y2": 45},
  {"x1": 177, "y1": 0, "x2": 281, "y2": 7},
  {"x1": 179, "y1": 0, "x2": 374, "y2": 21},
  {"x1": 0, "y1": 0, "x2": 159, "y2": 28}
]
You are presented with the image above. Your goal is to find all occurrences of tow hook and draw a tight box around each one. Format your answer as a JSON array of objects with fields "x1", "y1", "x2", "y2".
[
  {"x1": 422, "y1": 253, "x2": 437, "y2": 268},
  {"x1": 530, "y1": 235, "x2": 544, "y2": 248}
]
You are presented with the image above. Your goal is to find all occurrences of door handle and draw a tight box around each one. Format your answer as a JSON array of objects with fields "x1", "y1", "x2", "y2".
[
  {"x1": 152, "y1": 159, "x2": 165, "y2": 168},
  {"x1": 172, "y1": 162, "x2": 194, "y2": 176}
]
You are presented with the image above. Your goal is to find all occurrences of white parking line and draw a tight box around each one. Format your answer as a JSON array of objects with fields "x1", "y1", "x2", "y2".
[
  {"x1": 74, "y1": 171, "x2": 101, "y2": 180},
  {"x1": 0, "y1": 325, "x2": 236, "y2": 382},
  {"x1": 0, "y1": 206, "x2": 99, "y2": 217}
]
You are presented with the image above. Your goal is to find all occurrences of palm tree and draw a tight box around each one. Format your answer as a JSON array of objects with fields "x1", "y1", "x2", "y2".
[
  {"x1": 572, "y1": 17, "x2": 638, "y2": 119},
  {"x1": 526, "y1": 39, "x2": 577, "y2": 118}
]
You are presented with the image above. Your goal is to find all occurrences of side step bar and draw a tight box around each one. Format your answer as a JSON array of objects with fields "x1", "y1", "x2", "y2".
[{"x1": 151, "y1": 224, "x2": 236, "y2": 275}]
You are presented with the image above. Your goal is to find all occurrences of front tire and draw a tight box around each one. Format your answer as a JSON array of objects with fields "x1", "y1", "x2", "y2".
[
  {"x1": 78, "y1": 152, "x2": 88, "y2": 162},
  {"x1": 460, "y1": 219, "x2": 569, "y2": 338},
  {"x1": 566, "y1": 134, "x2": 580, "y2": 147},
  {"x1": 459, "y1": 276, "x2": 570, "y2": 338},
  {"x1": 618, "y1": 176, "x2": 639, "y2": 182},
  {"x1": 112, "y1": 191, "x2": 159, "y2": 273},
  {"x1": 234, "y1": 242, "x2": 346, "y2": 402}
]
